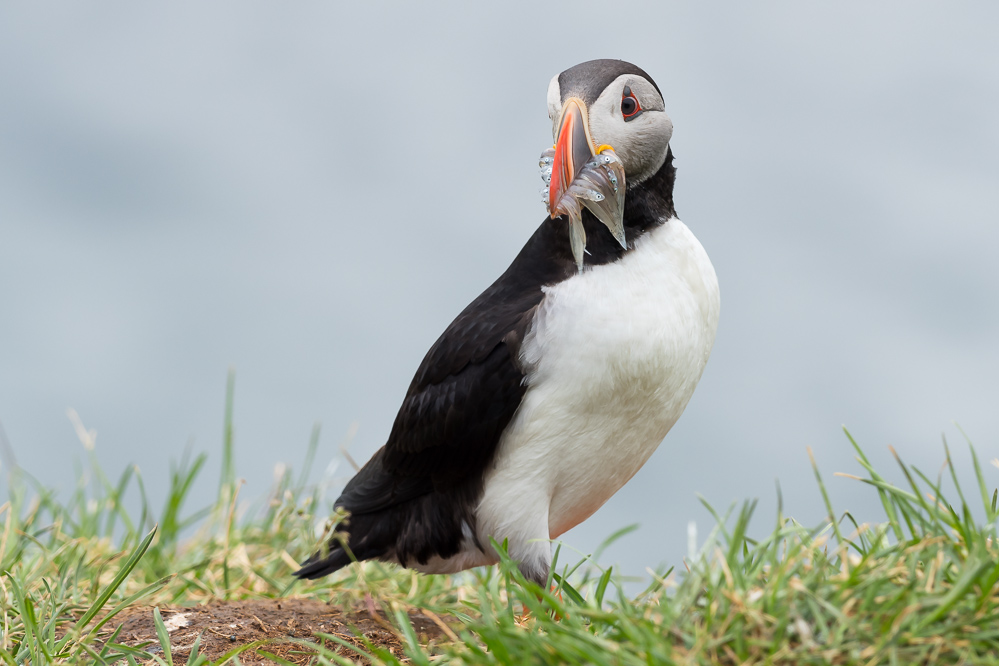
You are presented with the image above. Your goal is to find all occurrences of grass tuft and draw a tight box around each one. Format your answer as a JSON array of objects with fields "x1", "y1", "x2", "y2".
[{"x1": 1, "y1": 386, "x2": 997, "y2": 664}]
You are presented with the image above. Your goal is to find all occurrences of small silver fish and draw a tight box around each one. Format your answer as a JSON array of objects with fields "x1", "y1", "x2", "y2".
[{"x1": 541, "y1": 146, "x2": 627, "y2": 270}]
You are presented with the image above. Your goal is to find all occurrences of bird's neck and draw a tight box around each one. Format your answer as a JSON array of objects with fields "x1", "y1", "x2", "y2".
[
  {"x1": 622, "y1": 146, "x2": 677, "y2": 232},
  {"x1": 506, "y1": 148, "x2": 680, "y2": 280},
  {"x1": 570, "y1": 146, "x2": 678, "y2": 262}
]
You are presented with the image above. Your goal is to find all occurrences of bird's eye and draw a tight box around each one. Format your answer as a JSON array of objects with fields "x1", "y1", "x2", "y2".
[{"x1": 621, "y1": 87, "x2": 642, "y2": 121}]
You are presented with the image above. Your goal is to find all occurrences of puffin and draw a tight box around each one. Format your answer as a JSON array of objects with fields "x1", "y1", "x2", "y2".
[{"x1": 295, "y1": 59, "x2": 720, "y2": 586}]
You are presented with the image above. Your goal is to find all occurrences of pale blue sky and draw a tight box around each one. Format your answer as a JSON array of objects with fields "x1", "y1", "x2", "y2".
[{"x1": 2, "y1": 2, "x2": 997, "y2": 579}]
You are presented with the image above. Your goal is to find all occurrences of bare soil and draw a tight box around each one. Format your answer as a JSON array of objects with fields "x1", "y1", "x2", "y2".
[{"x1": 105, "y1": 597, "x2": 450, "y2": 664}]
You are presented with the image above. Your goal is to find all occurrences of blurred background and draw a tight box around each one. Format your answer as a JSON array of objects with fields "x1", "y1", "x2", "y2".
[{"x1": 1, "y1": 2, "x2": 997, "y2": 581}]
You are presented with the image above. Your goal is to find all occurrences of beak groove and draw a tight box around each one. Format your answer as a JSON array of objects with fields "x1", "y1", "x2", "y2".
[{"x1": 549, "y1": 98, "x2": 595, "y2": 213}]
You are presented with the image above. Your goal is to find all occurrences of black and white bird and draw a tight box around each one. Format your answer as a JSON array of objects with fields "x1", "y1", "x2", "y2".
[{"x1": 295, "y1": 59, "x2": 720, "y2": 585}]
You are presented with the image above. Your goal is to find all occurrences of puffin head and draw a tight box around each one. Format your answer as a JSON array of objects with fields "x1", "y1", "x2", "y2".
[
  {"x1": 541, "y1": 60, "x2": 673, "y2": 268},
  {"x1": 547, "y1": 59, "x2": 672, "y2": 196}
]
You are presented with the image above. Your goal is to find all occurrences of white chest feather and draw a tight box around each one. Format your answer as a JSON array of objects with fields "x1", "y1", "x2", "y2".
[{"x1": 477, "y1": 218, "x2": 720, "y2": 547}]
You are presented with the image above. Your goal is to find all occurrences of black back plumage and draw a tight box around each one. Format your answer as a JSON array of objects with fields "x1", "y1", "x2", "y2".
[{"x1": 294, "y1": 141, "x2": 677, "y2": 581}]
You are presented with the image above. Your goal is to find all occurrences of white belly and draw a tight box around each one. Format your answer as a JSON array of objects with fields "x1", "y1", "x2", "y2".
[{"x1": 476, "y1": 218, "x2": 720, "y2": 554}]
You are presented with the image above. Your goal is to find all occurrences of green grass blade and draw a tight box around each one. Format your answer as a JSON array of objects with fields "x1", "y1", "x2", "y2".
[
  {"x1": 153, "y1": 607, "x2": 174, "y2": 666},
  {"x1": 184, "y1": 632, "x2": 206, "y2": 666},
  {"x1": 918, "y1": 558, "x2": 994, "y2": 629},
  {"x1": 594, "y1": 566, "x2": 613, "y2": 606},
  {"x1": 254, "y1": 651, "x2": 298, "y2": 666},
  {"x1": 71, "y1": 525, "x2": 157, "y2": 633},
  {"x1": 808, "y1": 447, "x2": 843, "y2": 547},
  {"x1": 80, "y1": 575, "x2": 175, "y2": 645},
  {"x1": 296, "y1": 422, "x2": 322, "y2": 491},
  {"x1": 845, "y1": 428, "x2": 905, "y2": 541},
  {"x1": 591, "y1": 523, "x2": 639, "y2": 563},
  {"x1": 210, "y1": 640, "x2": 272, "y2": 665},
  {"x1": 219, "y1": 368, "x2": 236, "y2": 505}
]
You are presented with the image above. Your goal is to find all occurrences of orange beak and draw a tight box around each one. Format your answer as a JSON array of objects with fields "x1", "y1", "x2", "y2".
[{"x1": 549, "y1": 97, "x2": 597, "y2": 217}]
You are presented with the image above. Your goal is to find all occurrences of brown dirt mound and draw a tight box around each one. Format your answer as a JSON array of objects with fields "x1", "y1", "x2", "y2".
[{"x1": 106, "y1": 597, "x2": 450, "y2": 664}]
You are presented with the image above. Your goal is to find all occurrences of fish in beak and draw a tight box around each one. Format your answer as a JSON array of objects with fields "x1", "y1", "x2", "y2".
[{"x1": 540, "y1": 97, "x2": 627, "y2": 270}]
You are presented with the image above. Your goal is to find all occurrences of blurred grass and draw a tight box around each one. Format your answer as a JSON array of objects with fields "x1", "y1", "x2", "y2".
[{"x1": 0, "y1": 375, "x2": 997, "y2": 664}]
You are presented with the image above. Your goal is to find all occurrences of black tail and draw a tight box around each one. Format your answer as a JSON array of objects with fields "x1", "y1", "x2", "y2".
[
  {"x1": 293, "y1": 511, "x2": 399, "y2": 580},
  {"x1": 293, "y1": 449, "x2": 480, "y2": 581},
  {"x1": 293, "y1": 541, "x2": 355, "y2": 580},
  {"x1": 293, "y1": 516, "x2": 389, "y2": 580},
  {"x1": 293, "y1": 494, "x2": 475, "y2": 580}
]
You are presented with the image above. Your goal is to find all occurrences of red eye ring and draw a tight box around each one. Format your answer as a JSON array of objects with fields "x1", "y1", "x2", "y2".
[{"x1": 621, "y1": 86, "x2": 642, "y2": 121}]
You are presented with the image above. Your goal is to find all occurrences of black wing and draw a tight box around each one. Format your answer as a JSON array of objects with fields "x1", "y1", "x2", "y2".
[
  {"x1": 336, "y1": 286, "x2": 541, "y2": 515},
  {"x1": 296, "y1": 219, "x2": 578, "y2": 578}
]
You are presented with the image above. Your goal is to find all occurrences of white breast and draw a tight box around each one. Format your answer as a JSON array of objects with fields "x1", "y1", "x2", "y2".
[{"x1": 476, "y1": 217, "x2": 720, "y2": 557}]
